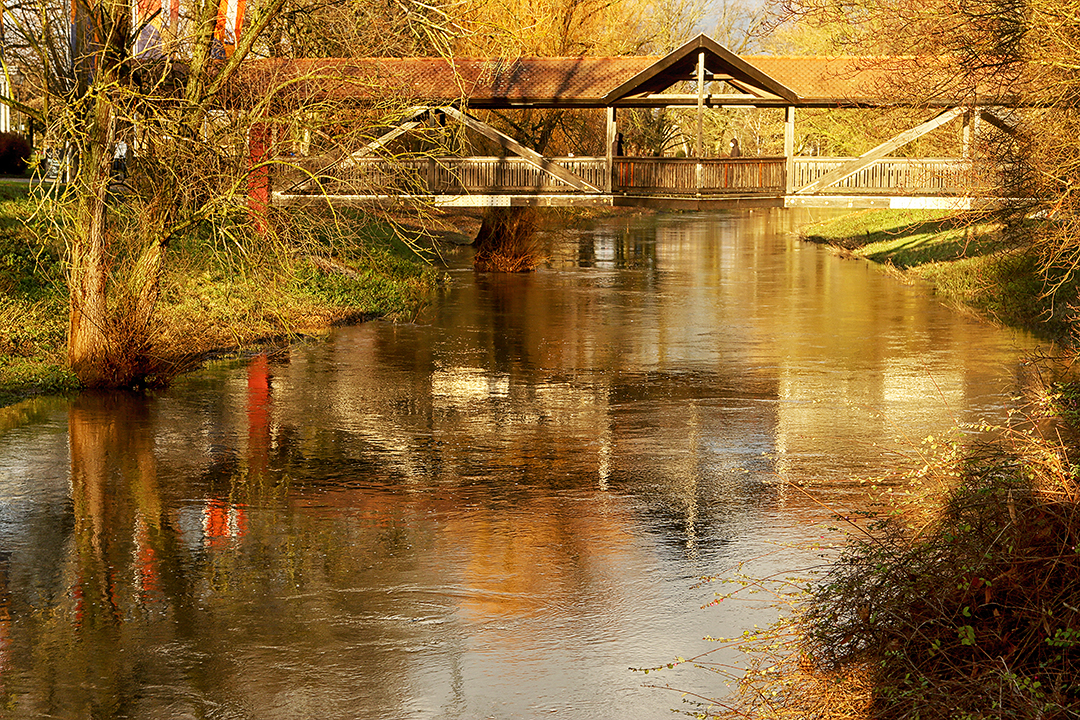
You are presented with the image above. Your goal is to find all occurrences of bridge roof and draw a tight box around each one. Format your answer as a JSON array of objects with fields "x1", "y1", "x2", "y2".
[{"x1": 235, "y1": 35, "x2": 1008, "y2": 109}]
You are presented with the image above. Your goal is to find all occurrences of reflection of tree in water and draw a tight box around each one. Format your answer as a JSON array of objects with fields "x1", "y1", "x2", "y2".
[
  {"x1": 0, "y1": 552, "x2": 10, "y2": 677},
  {"x1": 473, "y1": 271, "x2": 535, "y2": 374},
  {"x1": 36, "y1": 391, "x2": 181, "y2": 716},
  {"x1": 2, "y1": 364, "x2": 309, "y2": 716}
]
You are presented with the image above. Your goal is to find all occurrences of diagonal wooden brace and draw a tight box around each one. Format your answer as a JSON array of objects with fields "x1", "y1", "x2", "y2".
[
  {"x1": 438, "y1": 106, "x2": 601, "y2": 193},
  {"x1": 795, "y1": 106, "x2": 966, "y2": 194}
]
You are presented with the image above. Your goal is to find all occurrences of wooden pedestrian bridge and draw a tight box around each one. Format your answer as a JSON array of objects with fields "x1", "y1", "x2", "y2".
[{"x1": 253, "y1": 35, "x2": 1020, "y2": 212}]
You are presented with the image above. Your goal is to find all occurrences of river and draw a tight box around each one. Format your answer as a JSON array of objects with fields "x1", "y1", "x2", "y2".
[{"x1": 0, "y1": 209, "x2": 1035, "y2": 719}]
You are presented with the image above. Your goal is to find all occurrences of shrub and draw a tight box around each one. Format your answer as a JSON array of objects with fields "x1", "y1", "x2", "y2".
[
  {"x1": 0, "y1": 133, "x2": 31, "y2": 176},
  {"x1": 798, "y1": 436, "x2": 1080, "y2": 719}
]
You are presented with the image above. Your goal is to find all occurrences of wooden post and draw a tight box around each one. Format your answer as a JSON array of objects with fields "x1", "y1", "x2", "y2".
[
  {"x1": 248, "y1": 122, "x2": 271, "y2": 231},
  {"x1": 784, "y1": 106, "x2": 796, "y2": 193},
  {"x1": 605, "y1": 107, "x2": 617, "y2": 193},
  {"x1": 696, "y1": 51, "x2": 705, "y2": 194},
  {"x1": 962, "y1": 109, "x2": 980, "y2": 159},
  {"x1": 783, "y1": 106, "x2": 795, "y2": 157},
  {"x1": 695, "y1": 51, "x2": 705, "y2": 157}
]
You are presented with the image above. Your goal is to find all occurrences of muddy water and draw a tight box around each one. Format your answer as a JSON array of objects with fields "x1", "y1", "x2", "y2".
[{"x1": 0, "y1": 210, "x2": 1035, "y2": 719}]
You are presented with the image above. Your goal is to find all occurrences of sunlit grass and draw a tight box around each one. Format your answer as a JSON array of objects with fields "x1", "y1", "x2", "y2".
[{"x1": 0, "y1": 187, "x2": 78, "y2": 405}]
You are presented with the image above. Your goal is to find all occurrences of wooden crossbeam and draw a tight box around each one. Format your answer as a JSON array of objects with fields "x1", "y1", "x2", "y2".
[
  {"x1": 438, "y1": 106, "x2": 601, "y2": 193},
  {"x1": 726, "y1": 78, "x2": 782, "y2": 100},
  {"x1": 342, "y1": 121, "x2": 424, "y2": 166},
  {"x1": 611, "y1": 93, "x2": 767, "y2": 106},
  {"x1": 795, "y1": 106, "x2": 966, "y2": 194}
]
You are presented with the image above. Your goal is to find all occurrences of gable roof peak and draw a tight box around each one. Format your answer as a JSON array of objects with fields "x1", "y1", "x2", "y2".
[{"x1": 604, "y1": 33, "x2": 800, "y2": 104}]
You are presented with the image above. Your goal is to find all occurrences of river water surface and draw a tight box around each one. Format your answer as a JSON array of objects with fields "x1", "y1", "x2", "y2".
[{"x1": 0, "y1": 210, "x2": 1036, "y2": 719}]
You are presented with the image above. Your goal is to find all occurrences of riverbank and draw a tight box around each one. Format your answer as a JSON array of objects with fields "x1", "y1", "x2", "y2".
[
  {"x1": 713, "y1": 369, "x2": 1080, "y2": 719},
  {"x1": 0, "y1": 180, "x2": 444, "y2": 407},
  {"x1": 800, "y1": 209, "x2": 1078, "y2": 342}
]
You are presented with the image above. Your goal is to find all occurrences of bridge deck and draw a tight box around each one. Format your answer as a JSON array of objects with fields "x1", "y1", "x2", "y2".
[{"x1": 247, "y1": 36, "x2": 1020, "y2": 214}]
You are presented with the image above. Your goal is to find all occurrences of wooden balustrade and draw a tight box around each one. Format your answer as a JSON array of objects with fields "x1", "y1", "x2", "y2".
[
  {"x1": 281, "y1": 155, "x2": 987, "y2": 198},
  {"x1": 614, "y1": 157, "x2": 786, "y2": 194},
  {"x1": 432, "y1": 157, "x2": 608, "y2": 192},
  {"x1": 789, "y1": 157, "x2": 977, "y2": 194}
]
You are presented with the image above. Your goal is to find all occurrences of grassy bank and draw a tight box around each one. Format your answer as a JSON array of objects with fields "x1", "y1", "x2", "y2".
[
  {"x1": 0, "y1": 180, "x2": 444, "y2": 407},
  {"x1": 801, "y1": 209, "x2": 1077, "y2": 341}
]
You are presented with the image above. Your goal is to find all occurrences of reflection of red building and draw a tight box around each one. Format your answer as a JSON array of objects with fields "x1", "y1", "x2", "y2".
[
  {"x1": 247, "y1": 353, "x2": 272, "y2": 478},
  {"x1": 203, "y1": 498, "x2": 248, "y2": 548},
  {"x1": 134, "y1": 516, "x2": 163, "y2": 604}
]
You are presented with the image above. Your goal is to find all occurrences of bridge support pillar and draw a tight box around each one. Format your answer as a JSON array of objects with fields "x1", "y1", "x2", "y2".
[
  {"x1": 784, "y1": 106, "x2": 796, "y2": 193},
  {"x1": 695, "y1": 50, "x2": 705, "y2": 158}
]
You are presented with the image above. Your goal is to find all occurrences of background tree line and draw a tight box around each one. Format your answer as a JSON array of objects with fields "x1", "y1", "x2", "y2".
[{"x1": 771, "y1": 0, "x2": 1080, "y2": 328}]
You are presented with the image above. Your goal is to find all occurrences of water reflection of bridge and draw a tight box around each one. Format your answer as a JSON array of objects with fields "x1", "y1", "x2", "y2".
[{"x1": 264, "y1": 35, "x2": 1020, "y2": 212}]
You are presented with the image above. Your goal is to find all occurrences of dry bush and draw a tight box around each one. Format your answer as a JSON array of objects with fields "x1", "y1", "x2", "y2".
[{"x1": 792, "y1": 429, "x2": 1080, "y2": 720}]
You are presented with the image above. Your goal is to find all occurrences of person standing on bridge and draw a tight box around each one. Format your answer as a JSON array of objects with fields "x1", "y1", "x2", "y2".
[
  {"x1": 112, "y1": 139, "x2": 129, "y2": 179},
  {"x1": 729, "y1": 137, "x2": 741, "y2": 157}
]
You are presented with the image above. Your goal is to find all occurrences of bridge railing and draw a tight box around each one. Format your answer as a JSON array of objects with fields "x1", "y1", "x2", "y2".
[
  {"x1": 789, "y1": 157, "x2": 980, "y2": 194},
  {"x1": 432, "y1": 157, "x2": 609, "y2": 192},
  {"x1": 280, "y1": 155, "x2": 990, "y2": 197},
  {"x1": 296, "y1": 156, "x2": 610, "y2": 193},
  {"x1": 614, "y1": 157, "x2": 787, "y2": 194},
  {"x1": 429, "y1": 156, "x2": 788, "y2": 194}
]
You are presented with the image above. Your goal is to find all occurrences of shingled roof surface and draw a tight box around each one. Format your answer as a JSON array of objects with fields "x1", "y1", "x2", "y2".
[
  {"x1": 746, "y1": 57, "x2": 892, "y2": 100},
  {"x1": 240, "y1": 56, "x2": 657, "y2": 105},
  {"x1": 236, "y1": 53, "x2": 973, "y2": 106}
]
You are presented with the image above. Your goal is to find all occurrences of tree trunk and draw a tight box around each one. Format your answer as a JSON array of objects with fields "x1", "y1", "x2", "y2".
[
  {"x1": 68, "y1": 95, "x2": 118, "y2": 386},
  {"x1": 473, "y1": 207, "x2": 544, "y2": 272}
]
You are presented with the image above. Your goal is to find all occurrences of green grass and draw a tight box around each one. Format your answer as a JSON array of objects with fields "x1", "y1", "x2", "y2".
[
  {"x1": 0, "y1": 178, "x2": 32, "y2": 200},
  {"x1": 0, "y1": 197, "x2": 443, "y2": 406},
  {"x1": 0, "y1": 188, "x2": 77, "y2": 406},
  {"x1": 803, "y1": 209, "x2": 1001, "y2": 266},
  {"x1": 803, "y1": 209, "x2": 1076, "y2": 340},
  {"x1": 157, "y1": 209, "x2": 442, "y2": 358}
]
